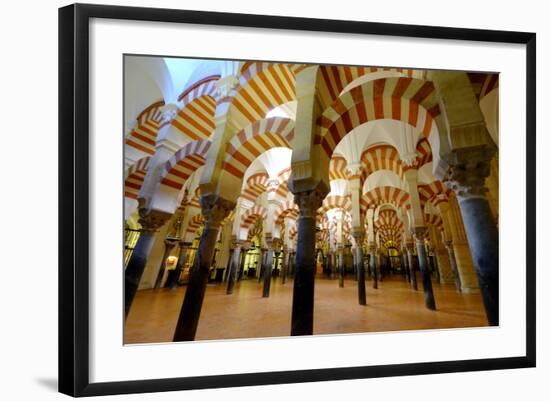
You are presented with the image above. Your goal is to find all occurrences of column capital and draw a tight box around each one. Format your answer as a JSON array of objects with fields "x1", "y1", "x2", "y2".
[
  {"x1": 164, "y1": 237, "x2": 179, "y2": 248},
  {"x1": 200, "y1": 194, "x2": 235, "y2": 230},
  {"x1": 137, "y1": 206, "x2": 172, "y2": 233},
  {"x1": 444, "y1": 146, "x2": 496, "y2": 201},
  {"x1": 351, "y1": 227, "x2": 366, "y2": 243},
  {"x1": 412, "y1": 226, "x2": 428, "y2": 241},
  {"x1": 294, "y1": 188, "x2": 325, "y2": 219}
]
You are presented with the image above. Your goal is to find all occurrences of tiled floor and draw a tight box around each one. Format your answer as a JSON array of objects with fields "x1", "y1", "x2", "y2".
[{"x1": 124, "y1": 275, "x2": 487, "y2": 344}]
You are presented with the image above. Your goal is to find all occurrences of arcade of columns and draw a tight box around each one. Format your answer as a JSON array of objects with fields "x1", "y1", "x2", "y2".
[{"x1": 124, "y1": 59, "x2": 499, "y2": 340}]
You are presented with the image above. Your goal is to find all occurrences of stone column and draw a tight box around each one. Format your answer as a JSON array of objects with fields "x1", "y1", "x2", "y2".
[
  {"x1": 443, "y1": 198, "x2": 479, "y2": 292},
  {"x1": 124, "y1": 207, "x2": 171, "y2": 318},
  {"x1": 281, "y1": 247, "x2": 288, "y2": 284},
  {"x1": 167, "y1": 241, "x2": 190, "y2": 289},
  {"x1": 287, "y1": 250, "x2": 294, "y2": 279},
  {"x1": 369, "y1": 244, "x2": 378, "y2": 289},
  {"x1": 413, "y1": 228, "x2": 436, "y2": 310},
  {"x1": 223, "y1": 248, "x2": 234, "y2": 283},
  {"x1": 401, "y1": 248, "x2": 410, "y2": 282},
  {"x1": 406, "y1": 241, "x2": 417, "y2": 291},
  {"x1": 446, "y1": 153, "x2": 499, "y2": 325},
  {"x1": 226, "y1": 240, "x2": 242, "y2": 294},
  {"x1": 237, "y1": 245, "x2": 247, "y2": 280},
  {"x1": 431, "y1": 225, "x2": 454, "y2": 285},
  {"x1": 262, "y1": 237, "x2": 276, "y2": 298},
  {"x1": 173, "y1": 195, "x2": 234, "y2": 341},
  {"x1": 154, "y1": 237, "x2": 178, "y2": 289},
  {"x1": 445, "y1": 240, "x2": 462, "y2": 292},
  {"x1": 337, "y1": 246, "x2": 345, "y2": 288},
  {"x1": 290, "y1": 189, "x2": 324, "y2": 336},
  {"x1": 352, "y1": 229, "x2": 366, "y2": 305}
]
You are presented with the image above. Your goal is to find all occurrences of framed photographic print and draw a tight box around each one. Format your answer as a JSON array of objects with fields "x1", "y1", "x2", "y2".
[{"x1": 58, "y1": 3, "x2": 536, "y2": 397}]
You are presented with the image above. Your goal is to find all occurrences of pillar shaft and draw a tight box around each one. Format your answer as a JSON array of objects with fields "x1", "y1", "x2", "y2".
[
  {"x1": 458, "y1": 196, "x2": 499, "y2": 325},
  {"x1": 223, "y1": 248, "x2": 234, "y2": 283},
  {"x1": 352, "y1": 229, "x2": 366, "y2": 305},
  {"x1": 414, "y1": 230, "x2": 436, "y2": 310},
  {"x1": 281, "y1": 249, "x2": 288, "y2": 284},
  {"x1": 445, "y1": 241, "x2": 462, "y2": 292},
  {"x1": 446, "y1": 148, "x2": 499, "y2": 326},
  {"x1": 173, "y1": 196, "x2": 234, "y2": 341},
  {"x1": 369, "y1": 246, "x2": 378, "y2": 289},
  {"x1": 290, "y1": 190, "x2": 324, "y2": 336},
  {"x1": 124, "y1": 208, "x2": 170, "y2": 318},
  {"x1": 226, "y1": 244, "x2": 241, "y2": 294},
  {"x1": 262, "y1": 245, "x2": 274, "y2": 297},
  {"x1": 406, "y1": 243, "x2": 417, "y2": 290}
]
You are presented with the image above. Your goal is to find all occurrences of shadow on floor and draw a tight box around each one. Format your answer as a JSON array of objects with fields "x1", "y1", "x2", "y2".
[{"x1": 35, "y1": 377, "x2": 57, "y2": 392}]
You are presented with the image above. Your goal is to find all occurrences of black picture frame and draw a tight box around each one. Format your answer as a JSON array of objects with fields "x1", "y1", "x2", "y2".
[{"x1": 59, "y1": 3, "x2": 536, "y2": 397}]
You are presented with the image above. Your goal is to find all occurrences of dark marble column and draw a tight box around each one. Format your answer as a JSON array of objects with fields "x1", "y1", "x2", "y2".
[
  {"x1": 352, "y1": 229, "x2": 366, "y2": 305},
  {"x1": 167, "y1": 241, "x2": 190, "y2": 289},
  {"x1": 237, "y1": 246, "x2": 247, "y2": 280},
  {"x1": 124, "y1": 207, "x2": 171, "y2": 318},
  {"x1": 223, "y1": 248, "x2": 234, "y2": 283},
  {"x1": 290, "y1": 189, "x2": 324, "y2": 336},
  {"x1": 226, "y1": 240, "x2": 242, "y2": 294},
  {"x1": 413, "y1": 228, "x2": 436, "y2": 310},
  {"x1": 173, "y1": 195, "x2": 234, "y2": 342},
  {"x1": 154, "y1": 237, "x2": 178, "y2": 289},
  {"x1": 402, "y1": 249, "x2": 410, "y2": 283},
  {"x1": 262, "y1": 237, "x2": 276, "y2": 298},
  {"x1": 281, "y1": 247, "x2": 288, "y2": 284},
  {"x1": 426, "y1": 244, "x2": 440, "y2": 283},
  {"x1": 406, "y1": 241, "x2": 417, "y2": 290},
  {"x1": 258, "y1": 248, "x2": 266, "y2": 282},
  {"x1": 287, "y1": 250, "x2": 294, "y2": 278},
  {"x1": 369, "y1": 245, "x2": 378, "y2": 289},
  {"x1": 446, "y1": 151, "x2": 499, "y2": 326},
  {"x1": 445, "y1": 240, "x2": 462, "y2": 292},
  {"x1": 337, "y1": 246, "x2": 345, "y2": 288}
]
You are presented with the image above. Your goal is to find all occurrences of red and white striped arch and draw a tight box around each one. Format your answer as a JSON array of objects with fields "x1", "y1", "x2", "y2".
[
  {"x1": 375, "y1": 209, "x2": 403, "y2": 231},
  {"x1": 317, "y1": 66, "x2": 423, "y2": 110},
  {"x1": 124, "y1": 156, "x2": 151, "y2": 199},
  {"x1": 318, "y1": 195, "x2": 352, "y2": 215},
  {"x1": 222, "y1": 117, "x2": 294, "y2": 179},
  {"x1": 125, "y1": 101, "x2": 164, "y2": 157},
  {"x1": 230, "y1": 63, "x2": 296, "y2": 132},
  {"x1": 413, "y1": 138, "x2": 433, "y2": 170},
  {"x1": 418, "y1": 180, "x2": 451, "y2": 207},
  {"x1": 329, "y1": 155, "x2": 349, "y2": 181},
  {"x1": 172, "y1": 77, "x2": 220, "y2": 141},
  {"x1": 289, "y1": 224, "x2": 297, "y2": 241},
  {"x1": 274, "y1": 200, "x2": 299, "y2": 226},
  {"x1": 424, "y1": 212, "x2": 444, "y2": 230},
  {"x1": 275, "y1": 167, "x2": 292, "y2": 199},
  {"x1": 160, "y1": 139, "x2": 211, "y2": 191},
  {"x1": 241, "y1": 172, "x2": 269, "y2": 203},
  {"x1": 240, "y1": 205, "x2": 268, "y2": 232},
  {"x1": 315, "y1": 77, "x2": 441, "y2": 158},
  {"x1": 360, "y1": 144, "x2": 403, "y2": 181},
  {"x1": 362, "y1": 186, "x2": 411, "y2": 210}
]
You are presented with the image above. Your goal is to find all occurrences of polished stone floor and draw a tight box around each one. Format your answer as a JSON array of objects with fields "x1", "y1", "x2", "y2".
[{"x1": 124, "y1": 275, "x2": 487, "y2": 344}]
